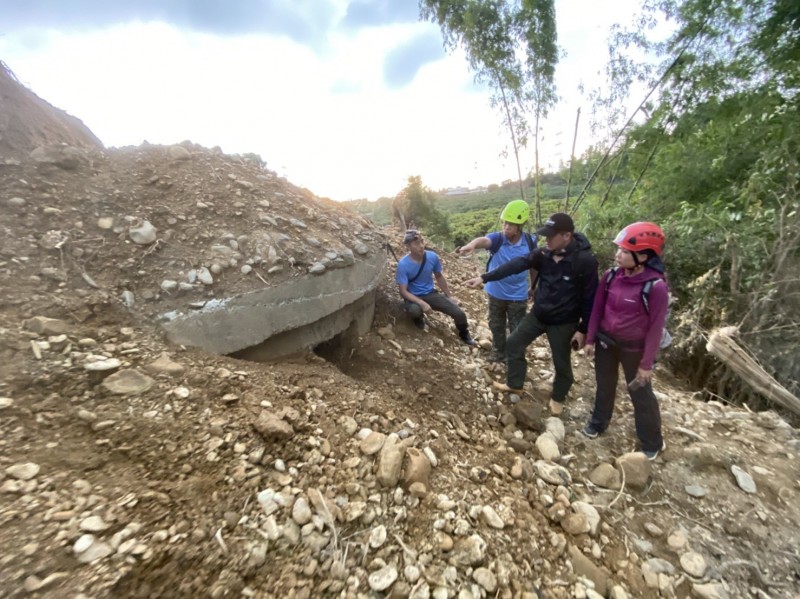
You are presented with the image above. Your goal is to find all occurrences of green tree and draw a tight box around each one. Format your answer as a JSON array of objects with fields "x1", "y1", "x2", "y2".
[
  {"x1": 584, "y1": 0, "x2": 800, "y2": 403},
  {"x1": 392, "y1": 176, "x2": 451, "y2": 244},
  {"x1": 420, "y1": 0, "x2": 559, "y2": 221}
]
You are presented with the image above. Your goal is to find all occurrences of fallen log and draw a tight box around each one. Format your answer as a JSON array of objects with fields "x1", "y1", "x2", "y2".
[{"x1": 706, "y1": 326, "x2": 800, "y2": 417}]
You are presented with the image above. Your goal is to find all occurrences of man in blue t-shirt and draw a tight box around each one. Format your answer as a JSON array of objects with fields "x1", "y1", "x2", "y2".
[
  {"x1": 457, "y1": 200, "x2": 536, "y2": 362},
  {"x1": 396, "y1": 229, "x2": 475, "y2": 345}
]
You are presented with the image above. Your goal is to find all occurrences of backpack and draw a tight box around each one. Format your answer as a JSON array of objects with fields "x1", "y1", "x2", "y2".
[
  {"x1": 486, "y1": 232, "x2": 536, "y2": 271},
  {"x1": 604, "y1": 267, "x2": 672, "y2": 349}
]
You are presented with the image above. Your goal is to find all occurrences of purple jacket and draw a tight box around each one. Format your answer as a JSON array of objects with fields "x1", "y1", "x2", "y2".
[{"x1": 586, "y1": 267, "x2": 669, "y2": 370}]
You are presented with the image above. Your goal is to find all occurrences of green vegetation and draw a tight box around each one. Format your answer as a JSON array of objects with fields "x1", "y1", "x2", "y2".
[
  {"x1": 344, "y1": 0, "x2": 800, "y2": 411},
  {"x1": 578, "y1": 0, "x2": 800, "y2": 405}
]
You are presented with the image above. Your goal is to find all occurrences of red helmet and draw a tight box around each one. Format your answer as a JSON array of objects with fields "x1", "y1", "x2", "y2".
[{"x1": 613, "y1": 222, "x2": 666, "y2": 256}]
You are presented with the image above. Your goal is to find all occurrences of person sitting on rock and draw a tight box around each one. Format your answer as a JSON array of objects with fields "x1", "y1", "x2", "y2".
[
  {"x1": 457, "y1": 199, "x2": 537, "y2": 363},
  {"x1": 396, "y1": 229, "x2": 475, "y2": 345},
  {"x1": 465, "y1": 213, "x2": 598, "y2": 415}
]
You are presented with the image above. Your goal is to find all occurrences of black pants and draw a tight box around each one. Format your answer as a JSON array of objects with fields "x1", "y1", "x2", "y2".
[
  {"x1": 588, "y1": 339, "x2": 663, "y2": 452},
  {"x1": 404, "y1": 292, "x2": 468, "y2": 328},
  {"x1": 506, "y1": 313, "x2": 576, "y2": 402}
]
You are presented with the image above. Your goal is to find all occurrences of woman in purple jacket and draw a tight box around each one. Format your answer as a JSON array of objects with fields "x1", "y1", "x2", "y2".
[{"x1": 582, "y1": 222, "x2": 669, "y2": 460}]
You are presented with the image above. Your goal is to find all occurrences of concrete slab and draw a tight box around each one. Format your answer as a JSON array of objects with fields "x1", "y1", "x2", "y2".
[{"x1": 159, "y1": 250, "x2": 386, "y2": 357}]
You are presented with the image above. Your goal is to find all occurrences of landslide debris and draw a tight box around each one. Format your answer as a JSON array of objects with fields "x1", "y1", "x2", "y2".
[{"x1": 1, "y1": 63, "x2": 799, "y2": 599}]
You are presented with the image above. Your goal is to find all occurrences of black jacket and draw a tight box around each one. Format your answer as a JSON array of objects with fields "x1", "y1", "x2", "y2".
[{"x1": 481, "y1": 232, "x2": 598, "y2": 332}]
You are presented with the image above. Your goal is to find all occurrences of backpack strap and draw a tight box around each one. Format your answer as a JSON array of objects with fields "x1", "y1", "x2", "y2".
[
  {"x1": 486, "y1": 232, "x2": 535, "y2": 271},
  {"x1": 485, "y1": 234, "x2": 503, "y2": 272},
  {"x1": 604, "y1": 267, "x2": 620, "y2": 287},
  {"x1": 407, "y1": 251, "x2": 427, "y2": 285},
  {"x1": 606, "y1": 267, "x2": 662, "y2": 314},
  {"x1": 641, "y1": 279, "x2": 655, "y2": 313}
]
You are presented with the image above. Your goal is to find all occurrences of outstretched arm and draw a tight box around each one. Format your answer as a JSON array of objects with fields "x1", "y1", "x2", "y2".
[
  {"x1": 482, "y1": 255, "x2": 535, "y2": 283},
  {"x1": 457, "y1": 236, "x2": 492, "y2": 256}
]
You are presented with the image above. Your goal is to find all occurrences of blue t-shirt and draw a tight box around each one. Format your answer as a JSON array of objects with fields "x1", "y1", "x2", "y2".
[
  {"x1": 484, "y1": 232, "x2": 534, "y2": 301},
  {"x1": 396, "y1": 250, "x2": 441, "y2": 296}
]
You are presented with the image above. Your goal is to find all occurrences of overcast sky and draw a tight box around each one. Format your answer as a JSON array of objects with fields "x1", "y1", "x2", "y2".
[{"x1": 1, "y1": 0, "x2": 645, "y2": 201}]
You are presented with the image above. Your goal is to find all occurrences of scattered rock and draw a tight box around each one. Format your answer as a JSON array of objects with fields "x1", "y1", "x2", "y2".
[
  {"x1": 616, "y1": 452, "x2": 651, "y2": 489},
  {"x1": 253, "y1": 412, "x2": 295, "y2": 441},
  {"x1": 730, "y1": 465, "x2": 756, "y2": 494},
  {"x1": 6, "y1": 462, "x2": 40, "y2": 480},
  {"x1": 101, "y1": 369, "x2": 155, "y2": 395},
  {"x1": 680, "y1": 551, "x2": 708, "y2": 577},
  {"x1": 368, "y1": 566, "x2": 398, "y2": 592}
]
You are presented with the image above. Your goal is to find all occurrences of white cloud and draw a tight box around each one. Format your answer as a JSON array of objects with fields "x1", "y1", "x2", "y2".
[{"x1": 1, "y1": 1, "x2": 659, "y2": 201}]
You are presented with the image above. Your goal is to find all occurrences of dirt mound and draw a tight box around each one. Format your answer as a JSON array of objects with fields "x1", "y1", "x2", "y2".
[
  {"x1": 0, "y1": 62, "x2": 103, "y2": 160},
  {"x1": 0, "y1": 64, "x2": 798, "y2": 599}
]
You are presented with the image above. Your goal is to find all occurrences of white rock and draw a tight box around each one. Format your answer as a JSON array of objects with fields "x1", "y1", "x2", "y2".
[
  {"x1": 369, "y1": 524, "x2": 387, "y2": 548},
  {"x1": 73, "y1": 534, "x2": 96, "y2": 554},
  {"x1": 572, "y1": 501, "x2": 601, "y2": 536},
  {"x1": 291, "y1": 497, "x2": 312, "y2": 525},
  {"x1": 680, "y1": 551, "x2": 708, "y2": 577},
  {"x1": 544, "y1": 417, "x2": 566, "y2": 442},
  {"x1": 423, "y1": 447, "x2": 438, "y2": 467},
  {"x1": 534, "y1": 460, "x2": 572, "y2": 485},
  {"x1": 80, "y1": 516, "x2": 110, "y2": 532},
  {"x1": 77, "y1": 541, "x2": 114, "y2": 563},
  {"x1": 472, "y1": 567, "x2": 497, "y2": 592},
  {"x1": 404, "y1": 565, "x2": 421, "y2": 583},
  {"x1": 691, "y1": 582, "x2": 730, "y2": 599},
  {"x1": 480, "y1": 505, "x2": 505, "y2": 529},
  {"x1": 6, "y1": 463, "x2": 40, "y2": 481},
  {"x1": 609, "y1": 586, "x2": 629, "y2": 599},
  {"x1": 129, "y1": 220, "x2": 157, "y2": 244},
  {"x1": 0, "y1": 397, "x2": 15, "y2": 410},
  {"x1": 368, "y1": 565, "x2": 398, "y2": 592},
  {"x1": 731, "y1": 465, "x2": 756, "y2": 494},
  {"x1": 536, "y1": 432, "x2": 561, "y2": 461},
  {"x1": 197, "y1": 267, "x2": 214, "y2": 285},
  {"x1": 84, "y1": 358, "x2": 121, "y2": 372}
]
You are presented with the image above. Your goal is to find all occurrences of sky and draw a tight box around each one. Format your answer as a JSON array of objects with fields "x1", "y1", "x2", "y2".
[{"x1": 0, "y1": 0, "x2": 646, "y2": 202}]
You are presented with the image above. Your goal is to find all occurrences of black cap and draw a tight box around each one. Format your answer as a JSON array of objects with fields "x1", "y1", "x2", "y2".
[
  {"x1": 403, "y1": 229, "x2": 422, "y2": 244},
  {"x1": 536, "y1": 213, "x2": 574, "y2": 237}
]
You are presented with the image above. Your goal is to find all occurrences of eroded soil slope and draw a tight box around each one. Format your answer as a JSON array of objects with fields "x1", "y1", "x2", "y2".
[{"x1": 1, "y1": 62, "x2": 799, "y2": 599}]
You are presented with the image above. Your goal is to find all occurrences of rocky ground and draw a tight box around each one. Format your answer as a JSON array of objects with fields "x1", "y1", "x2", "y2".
[{"x1": 1, "y1": 62, "x2": 799, "y2": 599}]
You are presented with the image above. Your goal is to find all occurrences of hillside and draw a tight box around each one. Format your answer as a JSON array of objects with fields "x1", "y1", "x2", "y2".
[{"x1": 1, "y1": 63, "x2": 799, "y2": 599}]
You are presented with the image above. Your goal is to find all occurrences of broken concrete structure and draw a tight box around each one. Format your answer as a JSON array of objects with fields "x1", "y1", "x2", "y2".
[{"x1": 159, "y1": 250, "x2": 386, "y2": 360}]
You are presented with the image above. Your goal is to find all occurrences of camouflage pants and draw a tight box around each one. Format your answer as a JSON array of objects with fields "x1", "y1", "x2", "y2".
[{"x1": 487, "y1": 296, "x2": 528, "y2": 356}]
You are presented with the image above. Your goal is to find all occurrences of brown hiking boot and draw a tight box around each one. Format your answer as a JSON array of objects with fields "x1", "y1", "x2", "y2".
[
  {"x1": 549, "y1": 399, "x2": 564, "y2": 416},
  {"x1": 492, "y1": 381, "x2": 523, "y2": 394}
]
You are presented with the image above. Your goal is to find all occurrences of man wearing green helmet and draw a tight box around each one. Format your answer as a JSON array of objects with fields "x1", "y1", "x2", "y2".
[
  {"x1": 466, "y1": 212, "x2": 599, "y2": 416},
  {"x1": 457, "y1": 200, "x2": 537, "y2": 363}
]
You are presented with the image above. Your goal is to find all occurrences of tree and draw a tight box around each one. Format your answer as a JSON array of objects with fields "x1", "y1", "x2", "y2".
[
  {"x1": 392, "y1": 176, "x2": 450, "y2": 243},
  {"x1": 584, "y1": 0, "x2": 800, "y2": 403},
  {"x1": 420, "y1": 0, "x2": 559, "y2": 221}
]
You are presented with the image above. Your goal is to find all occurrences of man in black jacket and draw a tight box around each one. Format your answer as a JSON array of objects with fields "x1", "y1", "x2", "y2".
[{"x1": 466, "y1": 213, "x2": 598, "y2": 415}]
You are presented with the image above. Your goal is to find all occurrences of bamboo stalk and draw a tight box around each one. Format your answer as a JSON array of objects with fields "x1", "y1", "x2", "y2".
[{"x1": 706, "y1": 327, "x2": 800, "y2": 416}]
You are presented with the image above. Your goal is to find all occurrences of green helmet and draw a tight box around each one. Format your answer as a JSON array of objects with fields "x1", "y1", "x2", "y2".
[{"x1": 500, "y1": 199, "x2": 530, "y2": 224}]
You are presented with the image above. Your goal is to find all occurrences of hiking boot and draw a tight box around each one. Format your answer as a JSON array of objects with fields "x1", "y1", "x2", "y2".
[
  {"x1": 582, "y1": 423, "x2": 601, "y2": 439},
  {"x1": 413, "y1": 316, "x2": 426, "y2": 330},
  {"x1": 456, "y1": 325, "x2": 476, "y2": 346},
  {"x1": 459, "y1": 332, "x2": 476, "y2": 346},
  {"x1": 492, "y1": 381, "x2": 523, "y2": 394},
  {"x1": 549, "y1": 399, "x2": 564, "y2": 416},
  {"x1": 487, "y1": 351, "x2": 506, "y2": 364},
  {"x1": 643, "y1": 441, "x2": 666, "y2": 461}
]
